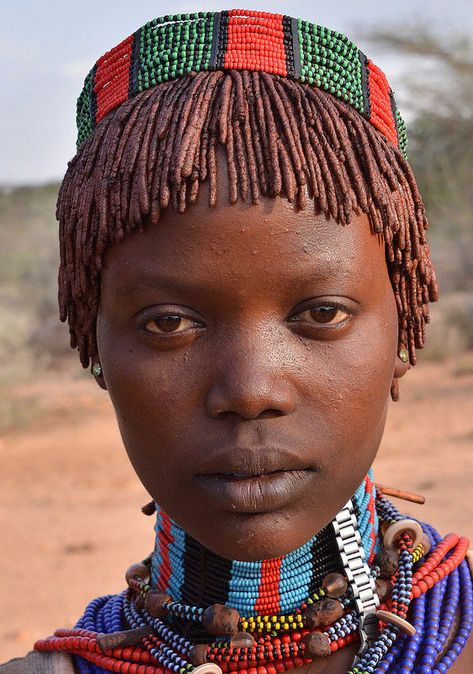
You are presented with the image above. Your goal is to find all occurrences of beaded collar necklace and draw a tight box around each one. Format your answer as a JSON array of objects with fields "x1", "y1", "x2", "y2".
[
  {"x1": 76, "y1": 8, "x2": 407, "y2": 157},
  {"x1": 148, "y1": 474, "x2": 379, "y2": 616},
  {"x1": 36, "y1": 473, "x2": 473, "y2": 673}
]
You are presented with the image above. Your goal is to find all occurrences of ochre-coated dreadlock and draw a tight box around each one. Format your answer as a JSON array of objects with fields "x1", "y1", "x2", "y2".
[{"x1": 57, "y1": 69, "x2": 438, "y2": 372}]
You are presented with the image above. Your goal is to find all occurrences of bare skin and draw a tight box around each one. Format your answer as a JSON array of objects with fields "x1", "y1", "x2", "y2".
[{"x1": 90, "y1": 156, "x2": 471, "y2": 672}]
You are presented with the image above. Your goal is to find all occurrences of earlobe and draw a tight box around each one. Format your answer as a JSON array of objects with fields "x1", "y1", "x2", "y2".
[
  {"x1": 393, "y1": 347, "x2": 410, "y2": 380},
  {"x1": 91, "y1": 361, "x2": 108, "y2": 390},
  {"x1": 391, "y1": 348, "x2": 410, "y2": 402}
]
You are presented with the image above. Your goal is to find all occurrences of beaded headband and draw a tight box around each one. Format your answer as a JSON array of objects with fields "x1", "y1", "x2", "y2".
[{"x1": 76, "y1": 8, "x2": 408, "y2": 156}]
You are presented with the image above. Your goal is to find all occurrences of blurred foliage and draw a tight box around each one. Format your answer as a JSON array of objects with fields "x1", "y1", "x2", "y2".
[
  {"x1": 0, "y1": 22, "x2": 472, "y2": 424},
  {"x1": 0, "y1": 183, "x2": 71, "y2": 388}
]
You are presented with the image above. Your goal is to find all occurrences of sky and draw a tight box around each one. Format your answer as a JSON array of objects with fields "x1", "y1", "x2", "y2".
[{"x1": 1, "y1": 1, "x2": 472, "y2": 184}]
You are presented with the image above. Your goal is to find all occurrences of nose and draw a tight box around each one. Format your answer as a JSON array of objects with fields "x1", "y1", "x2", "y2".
[{"x1": 205, "y1": 333, "x2": 297, "y2": 420}]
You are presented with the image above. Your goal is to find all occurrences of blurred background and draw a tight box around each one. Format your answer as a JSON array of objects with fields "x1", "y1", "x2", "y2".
[{"x1": 1, "y1": 0, "x2": 472, "y2": 663}]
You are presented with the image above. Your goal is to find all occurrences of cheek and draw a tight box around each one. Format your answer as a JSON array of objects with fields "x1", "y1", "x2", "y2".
[
  {"x1": 96, "y1": 317, "x2": 201, "y2": 479},
  {"x1": 301, "y1": 297, "x2": 398, "y2": 478}
]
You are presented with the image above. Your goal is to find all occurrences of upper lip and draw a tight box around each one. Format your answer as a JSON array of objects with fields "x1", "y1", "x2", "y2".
[{"x1": 195, "y1": 445, "x2": 314, "y2": 477}]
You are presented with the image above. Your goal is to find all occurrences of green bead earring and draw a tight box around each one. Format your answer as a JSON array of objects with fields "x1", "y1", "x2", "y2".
[
  {"x1": 399, "y1": 348, "x2": 409, "y2": 364},
  {"x1": 91, "y1": 362, "x2": 102, "y2": 377}
]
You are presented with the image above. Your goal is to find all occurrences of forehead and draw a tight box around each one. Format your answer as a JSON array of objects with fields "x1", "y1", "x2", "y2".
[
  {"x1": 102, "y1": 140, "x2": 389, "y2": 300},
  {"x1": 102, "y1": 183, "x2": 389, "y2": 305}
]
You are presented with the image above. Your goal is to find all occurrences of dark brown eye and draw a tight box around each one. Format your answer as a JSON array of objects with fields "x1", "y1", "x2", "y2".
[
  {"x1": 309, "y1": 306, "x2": 339, "y2": 324},
  {"x1": 293, "y1": 305, "x2": 349, "y2": 326},
  {"x1": 145, "y1": 315, "x2": 190, "y2": 334}
]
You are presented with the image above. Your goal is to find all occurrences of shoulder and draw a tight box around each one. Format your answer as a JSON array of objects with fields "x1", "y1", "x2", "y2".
[{"x1": 0, "y1": 651, "x2": 76, "y2": 674}]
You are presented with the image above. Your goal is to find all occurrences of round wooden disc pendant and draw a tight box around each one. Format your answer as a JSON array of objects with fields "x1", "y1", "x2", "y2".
[
  {"x1": 382, "y1": 519, "x2": 423, "y2": 551},
  {"x1": 193, "y1": 664, "x2": 223, "y2": 674},
  {"x1": 377, "y1": 610, "x2": 416, "y2": 637}
]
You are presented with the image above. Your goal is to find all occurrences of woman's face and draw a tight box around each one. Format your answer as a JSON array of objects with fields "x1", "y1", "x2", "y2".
[{"x1": 96, "y1": 157, "x2": 402, "y2": 561}]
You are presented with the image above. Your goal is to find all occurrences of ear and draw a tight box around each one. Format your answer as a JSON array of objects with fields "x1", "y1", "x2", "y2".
[{"x1": 91, "y1": 361, "x2": 108, "y2": 390}]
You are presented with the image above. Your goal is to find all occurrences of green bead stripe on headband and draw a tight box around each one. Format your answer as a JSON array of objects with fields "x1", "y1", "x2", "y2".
[{"x1": 76, "y1": 8, "x2": 407, "y2": 157}]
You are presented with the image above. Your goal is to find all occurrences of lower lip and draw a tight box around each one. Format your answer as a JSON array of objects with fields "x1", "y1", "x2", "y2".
[{"x1": 194, "y1": 470, "x2": 315, "y2": 514}]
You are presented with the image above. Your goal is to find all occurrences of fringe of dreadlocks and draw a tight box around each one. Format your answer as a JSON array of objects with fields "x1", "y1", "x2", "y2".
[{"x1": 57, "y1": 70, "x2": 438, "y2": 370}]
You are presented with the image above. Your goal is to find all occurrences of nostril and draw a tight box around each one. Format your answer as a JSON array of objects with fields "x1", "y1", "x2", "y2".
[
  {"x1": 212, "y1": 408, "x2": 285, "y2": 421},
  {"x1": 256, "y1": 409, "x2": 285, "y2": 420},
  {"x1": 217, "y1": 409, "x2": 284, "y2": 420}
]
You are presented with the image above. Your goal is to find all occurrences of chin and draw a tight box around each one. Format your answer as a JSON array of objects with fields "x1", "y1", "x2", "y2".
[{"x1": 185, "y1": 510, "x2": 318, "y2": 561}]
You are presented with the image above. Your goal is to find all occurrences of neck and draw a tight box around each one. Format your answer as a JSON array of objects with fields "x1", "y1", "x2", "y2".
[{"x1": 150, "y1": 471, "x2": 379, "y2": 615}]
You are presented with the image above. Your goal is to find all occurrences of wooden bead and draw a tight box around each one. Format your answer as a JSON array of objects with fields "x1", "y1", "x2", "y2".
[
  {"x1": 303, "y1": 631, "x2": 332, "y2": 658},
  {"x1": 303, "y1": 604, "x2": 321, "y2": 629},
  {"x1": 376, "y1": 610, "x2": 416, "y2": 636},
  {"x1": 97, "y1": 626, "x2": 150, "y2": 652},
  {"x1": 144, "y1": 590, "x2": 172, "y2": 618},
  {"x1": 230, "y1": 632, "x2": 256, "y2": 648},
  {"x1": 202, "y1": 604, "x2": 240, "y2": 637},
  {"x1": 322, "y1": 572, "x2": 348, "y2": 598},
  {"x1": 375, "y1": 578, "x2": 393, "y2": 603},
  {"x1": 373, "y1": 549, "x2": 399, "y2": 579},
  {"x1": 190, "y1": 644, "x2": 209, "y2": 666},
  {"x1": 303, "y1": 598, "x2": 343, "y2": 629},
  {"x1": 317, "y1": 599, "x2": 344, "y2": 627},
  {"x1": 383, "y1": 519, "x2": 423, "y2": 551},
  {"x1": 125, "y1": 562, "x2": 150, "y2": 585}
]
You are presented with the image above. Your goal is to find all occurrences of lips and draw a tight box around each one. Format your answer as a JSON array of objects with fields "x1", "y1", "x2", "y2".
[
  {"x1": 194, "y1": 468, "x2": 316, "y2": 514},
  {"x1": 192, "y1": 434, "x2": 319, "y2": 513},
  {"x1": 195, "y1": 443, "x2": 315, "y2": 477}
]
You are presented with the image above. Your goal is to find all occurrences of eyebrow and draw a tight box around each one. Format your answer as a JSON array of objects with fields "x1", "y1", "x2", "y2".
[
  {"x1": 114, "y1": 263, "x2": 358, "y2": 298},
  {"x1": 115, "y1": 273, "x2": 259, "y2": 302},
  {"x1": 115, "y1": 275, "x2": 217, "y2": 297}
]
